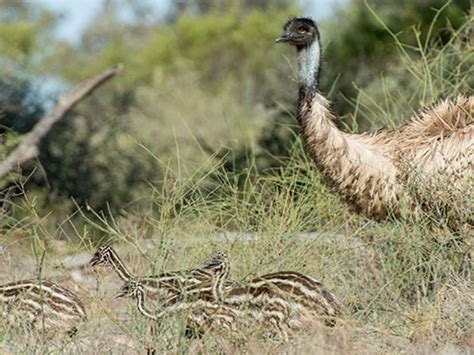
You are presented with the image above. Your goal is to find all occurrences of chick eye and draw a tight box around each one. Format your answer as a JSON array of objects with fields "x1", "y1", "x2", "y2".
[{"x1": 297, "y1": 27, "x2": 306, "y2": 34}]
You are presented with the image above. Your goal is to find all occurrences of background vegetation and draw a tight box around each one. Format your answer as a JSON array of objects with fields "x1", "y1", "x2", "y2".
[{"x1": 0, "y1": 0, "x2": 472, "y2": 353}]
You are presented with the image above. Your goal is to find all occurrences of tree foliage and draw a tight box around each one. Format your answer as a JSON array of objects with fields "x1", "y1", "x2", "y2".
[
  {"x1": 0, "y1": 0, "x2": 471, "y2": 212},
  {"x1": 323, "y1": 0, "x2": 471, "y2": 116}
]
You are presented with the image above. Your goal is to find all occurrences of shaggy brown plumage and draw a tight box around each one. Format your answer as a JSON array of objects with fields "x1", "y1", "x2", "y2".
[{"x1": 278, "y1": 18, "x2": 473, "y2": 224}]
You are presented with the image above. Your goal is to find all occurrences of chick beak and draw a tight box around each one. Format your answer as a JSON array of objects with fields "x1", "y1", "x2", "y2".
[
  {"x1": 115, "y1": 290, "x2": 127, "y2": 299},
  {"x1": 89, "y1": 258, "x2": 98, "y2": 267}
]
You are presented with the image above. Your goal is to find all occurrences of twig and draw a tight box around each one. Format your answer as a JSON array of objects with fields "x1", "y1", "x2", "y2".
[{"x1": 0, "y1": 64, "x2": 124, "y2": 180}]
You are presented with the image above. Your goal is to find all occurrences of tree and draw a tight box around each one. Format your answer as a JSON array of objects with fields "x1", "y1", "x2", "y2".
[{"x1": 323, "y1": 0, "x2": 471, "y2": 120}]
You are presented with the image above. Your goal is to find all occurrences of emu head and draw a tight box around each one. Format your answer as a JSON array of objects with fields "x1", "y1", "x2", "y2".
[
  {"x1": 201, "y1": 251, "x2": 230, "y2": 275},
  {"x1": 276, "y1": 17, "x2": 320, "y2": 48},
  {"x1": 89, "y1": 246, "x2": 112, "y2": 267}
]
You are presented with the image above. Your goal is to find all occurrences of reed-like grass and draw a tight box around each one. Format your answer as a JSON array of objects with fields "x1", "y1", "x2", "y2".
[{"x1": 0, "y1": 8, "x2": 472, "y2": 354}]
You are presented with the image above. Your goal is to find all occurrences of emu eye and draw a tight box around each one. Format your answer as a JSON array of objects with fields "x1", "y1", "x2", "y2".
[{"x1": 297, "y1": 27, "x2": 306, "y2": 34}]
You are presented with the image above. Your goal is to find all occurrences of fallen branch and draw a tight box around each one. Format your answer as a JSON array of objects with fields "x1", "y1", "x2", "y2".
[{"x1": 0, "y1": 64, "x2": 123, "y2": 180}]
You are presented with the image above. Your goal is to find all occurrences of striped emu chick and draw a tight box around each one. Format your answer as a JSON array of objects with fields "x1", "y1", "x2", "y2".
[
  {"x1": 0, "y1": 279, "x2": 87, "y2": 335},
  {"x1": 116, "y1": 252, "x2": 231, "y2": 336},
  {"x1": 120, "y1": 269, "x2": 340, "y2": 341},
  {"x1": 230, "y1": 271, "x2": 341, "y2": 328},
  {"x1": 90, "y1": 245, "x2": 132, "y2": 281},
  {"x1": 179, "y1": 270, "x2": 340, "y2": 339},
  {"x1": 115, "y1": 252, "x2": 231, "y2": 300},
  {"x1": 90, "y1": 246, "x2": 231, "y2": 300},
  {"x1": 193, "y1": 251, "x2": 230, "y2": 301}
]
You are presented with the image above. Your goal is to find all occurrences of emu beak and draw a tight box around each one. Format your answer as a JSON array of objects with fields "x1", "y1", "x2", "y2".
[
  {"x1": 275, "y1": 33, "x2": 291, "y2": 43},
  {"x1": 89, "y1": 256, "x2": 99, "y2": 267},
  {"x1": 115, "y1": 291, "x2": 126, "y2": 299},
  {"x1": 115, "y1": 284, "x2": 130, "y2": 298}
]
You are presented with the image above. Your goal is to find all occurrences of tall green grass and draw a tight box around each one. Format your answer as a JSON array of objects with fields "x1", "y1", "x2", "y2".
[{"x1": 0, "y1": 7, "x2": 472, "y2": 354}]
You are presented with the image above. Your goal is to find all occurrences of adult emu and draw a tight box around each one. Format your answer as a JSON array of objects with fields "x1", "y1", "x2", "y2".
[{"x1": 277, "y1": 17, "x2": 473, "y2": 226}]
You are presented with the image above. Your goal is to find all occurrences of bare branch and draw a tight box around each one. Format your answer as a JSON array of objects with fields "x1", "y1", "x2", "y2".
[{"x1": 0, "y1": 64, "x2": 124, "y2": 180}]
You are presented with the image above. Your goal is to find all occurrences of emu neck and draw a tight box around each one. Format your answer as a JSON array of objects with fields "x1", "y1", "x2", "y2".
[
  {"x1": 211, "y1": 268, "x2": 229, "y2": 302},
  {"x1": 109, "y1": 251, "x2": 133, "y2": 281},
  {"x1": 297, "y1": 87, "x2": 396, "y2": 218},
  {"x1": 136, "y1": 290, "x2": 158, "y2": 321},
  {"x1": 297, "y1": 39, "x2": 321, "y2": 95}
]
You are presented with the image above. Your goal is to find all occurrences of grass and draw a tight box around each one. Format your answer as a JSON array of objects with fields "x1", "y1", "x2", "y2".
[
  {"x1": 0, "y1": 7, "x2": 472, "y2": 355},
  {"x1": 1, "y1": 144, "x2": 471, "y2": 353}
]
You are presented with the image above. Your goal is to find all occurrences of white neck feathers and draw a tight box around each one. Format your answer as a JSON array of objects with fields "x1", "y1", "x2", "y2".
[{"x1": 297, "y1": 40, "x2": 320, "y2": 89}]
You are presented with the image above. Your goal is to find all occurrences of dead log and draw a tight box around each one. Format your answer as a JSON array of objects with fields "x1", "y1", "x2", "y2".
[{"x1": 0, "y1": 64, "x2": 123, "y2": 179}]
